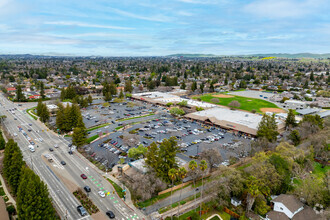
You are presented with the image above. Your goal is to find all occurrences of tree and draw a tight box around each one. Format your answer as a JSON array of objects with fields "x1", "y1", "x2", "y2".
[
  {"x1": 145, "y1": 137, "x2": 179, "y2": 182},
  {"x1": 87, "y1": 95, "x2": 93, "y2": 105},
  {"x1": 285, "y1": 109, "x2": 297, "y2": 129},
  {"x1": 56, "y1": 103, "x2": 65, "y2": 131},
  {"x1": 289, "y1": 130, "x2": 301, "y2": 146},
  {"x1": 119, "y1": 89, "x2": 124, "y2": 99},
  {"x1": 180, "y1": 82, "x2": 186, "y2": 90},
  {"x1": 191, "y1": 81, "x2": 197, "y2": 92},
  {"x1": 168, "y1": 168, "x2": 178, "y2": 220},
  {"x1": 128, "y1": 144, "x2": 147, "y2": 159},
  {"x1": 257, "y1": 114, "x2": 279, "y2": 142},
  {"x1": 228, "y1": 100, "x2": 241, "y2": 108},
  {"x1": 104, "y1": 92, "x2": 112, "y2": 102},
  {"x1": 15, "y1": 85, "x2": 26, "y2": 102},
  {"x1": 169, "y1": 107, "x2": 185, "y2": 116},
  {"x1": 188, "y1": 160, "x2": 199, "y2": 204},
  {"x1": 199, "y1": 83, "x2": 205, "y2": 93},
  {"x1": 72, "y1": 127, "x2": 87, "y2": 147},
  {"x1": 17, "y1": 167, "x2": 56, "y2": 219},
  {"x1": 124, "y1": 80, "x2": 133, "y2": 93},
  {"x1": 301, "y1": 115, "x2": 323, "y2": 129},
  {"x1": 0, "y1": 130, "x2": 5, "y2": 150},
  {"x1": 36, "y1": 100, "x2": 43, "y2": 116},
  {"x1": 40, "y1": 82, "x2": 45, "y2": 99},
  {"x1": 109, "y1": 82, "x2": 117, "y2": 96},
  {"x1": 200, "y1": 148, "x2": 222, "y2": 171},
  {"x1": 209, "y1": 82, "x2": 214, "y2": 92},
  {"x1": 39, "y1": 103, "x2": 49, "y2": 123},
  {"x1": 199, "y1": 160, "x2": 207, "y2": 218},
  {"x1": 3, "y1": 139, "x2": 23, "y2": 195},
  {"x1": 177, "y1": 167, "x2": 187, "y2": 216}
]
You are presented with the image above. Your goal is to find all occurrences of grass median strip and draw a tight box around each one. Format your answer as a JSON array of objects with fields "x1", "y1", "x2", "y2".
[
  {"x1": 26, "y1": 107, "x2": 38, "y2": 120},
  {"x1": 87, "y1": 123, "x2": 112, "y2": 132},
  {"x1": 117, "y1": 113, "x2": 155, "y2": 122},
  {"x1": 106, "y1": 178, "x2": 125, "y2": 198}
]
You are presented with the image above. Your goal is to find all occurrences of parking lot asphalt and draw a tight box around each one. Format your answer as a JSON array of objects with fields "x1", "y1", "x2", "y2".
[
  {"x1": 61, "y1": 99, "x2": 251, "y2": 170},
  {"x1": 82, "y1": 102, "x2": 251, "y2": 169}
]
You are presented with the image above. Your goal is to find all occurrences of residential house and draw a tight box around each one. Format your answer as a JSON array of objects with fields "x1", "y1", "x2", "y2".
[{"x1": 266, "y1": 194, "x2": 320, "y2": 220}]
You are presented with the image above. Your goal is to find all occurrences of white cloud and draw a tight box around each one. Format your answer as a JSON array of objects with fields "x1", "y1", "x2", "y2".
[
  {"x1": 244, "y1": 0, "x2": 325, "y2": 19},
  {"x1": 44, "y1": 21, "x2": 134, "y2": 30},
  {"x1": 108, "y1": 7, "x2": 172, "y2": 22}
]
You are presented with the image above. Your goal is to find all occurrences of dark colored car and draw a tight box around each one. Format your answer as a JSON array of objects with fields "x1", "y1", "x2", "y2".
[
  {"x1": 106, "y1": 211, "x2": 115, "y2": 219},
  {"x1": 68, "y1": 151, "x2": 73, "y2": 155},
  {"x1": 81, "y1": 174, "x2": 87, "y2": 179},
  {"x1": 49, "y1": 148, "x2": 53, "y2": 152},
  {"x1": 61, "y1": 161, "x2": 66, "y2": 165},
  {"x1": 84, "y1": 186, "x2": 91, "y2": 192},
  {"x1": 77, "y1": 205, "x2": 87, "y2": 216}
]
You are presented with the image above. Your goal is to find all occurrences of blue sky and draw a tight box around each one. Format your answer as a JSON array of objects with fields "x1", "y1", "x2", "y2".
[{"x1": 0, "y1": 0, "x2": 329, "y2": 56}]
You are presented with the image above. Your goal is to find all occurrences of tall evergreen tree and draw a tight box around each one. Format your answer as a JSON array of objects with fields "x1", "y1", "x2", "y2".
[
  {"x1": 191, "y1": 81, "x2": 197, "y2": 92},
  {"x1": 36, "y1": 100, "x2": 43, "y2": 116},
  {"x1": 124, "y1": 80, "x2": 133, "y2": 93},
  {"x1": 87, "y1": 95, "x2": 93, "y2": 105},
  {"x1": 17, "y1": 167, "x2": 56, "y2": 219},
  {"x1": 119, "y1": 89, "x2": 124, "y2": 99},
  {"x1": 3, "y1": 139, "x2": 23, "y2": 195},
  {"x1": 257, "y1": 114, "x2": 279, "y2": 142},
  {"x1": 40, "y1": 82, "x2": 45, "y2": 99},
  {"x1": 285, "y1": 109, "x2": 297, "y2": 129},
  {"x1": 56, "y1": 103, "x2": 65, "y2": 130},
  {"x1": 39, "y1": 103, "x2": 50, "y2": 123},
  {"x1": 72, "y1": 127, "x2": 87, "y2": 147},
  {"x1": 0, "y1": 130, "x2": 5, "y2": 150},
  {"x1": 16, "y1": 85, "x2": 26, "y2": 102}
]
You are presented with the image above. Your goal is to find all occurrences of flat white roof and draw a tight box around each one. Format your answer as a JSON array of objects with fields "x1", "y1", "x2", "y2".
[
  {"x1": 190, "y1": 108, "x2": 262, "y2": 130},
  {"x1": 133, "y1": 91, "x2": 217, "y2": 108},
  {"x1": 285, "y1": 100, "x2": 306, "y2": 105},
  {"x1": 46, "y1": 104, "x2": 58, "y2": 109}
]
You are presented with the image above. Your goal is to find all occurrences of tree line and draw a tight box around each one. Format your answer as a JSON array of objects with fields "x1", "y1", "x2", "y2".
[
  {"x1": 56, "y1": 103, "x2": 87, "y2": 147},
  {"x1": 3, "y1": 139, "x2": 56, "y2": 219}
]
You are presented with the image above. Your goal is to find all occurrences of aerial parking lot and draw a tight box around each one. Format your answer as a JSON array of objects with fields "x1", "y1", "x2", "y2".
[{"x1": 81, "y1": 99, "x2": 251, "y2": 170}]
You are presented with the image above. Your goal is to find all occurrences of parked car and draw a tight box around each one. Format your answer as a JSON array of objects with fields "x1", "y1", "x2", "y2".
[{"x1": 61, "y1": 161, "x2": 66, "y2": 165}]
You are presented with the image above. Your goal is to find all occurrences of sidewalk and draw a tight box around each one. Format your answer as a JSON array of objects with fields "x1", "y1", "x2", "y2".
[
  {"x1": 150, "y1": 196, "x2": 211, "y2": 219},
  {"x1": 0, "y1": 172, "x2": 16, "y2": 208}
]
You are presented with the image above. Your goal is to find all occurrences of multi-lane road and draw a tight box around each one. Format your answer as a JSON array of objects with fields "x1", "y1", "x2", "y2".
[{"x1": 0, "y1": 94, "x2": 145, "y2": 220}]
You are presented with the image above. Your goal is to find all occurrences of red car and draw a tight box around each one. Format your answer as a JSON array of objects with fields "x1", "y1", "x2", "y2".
[{"x1": 80, "y1": 174, "x2": 87, "y2": 179}]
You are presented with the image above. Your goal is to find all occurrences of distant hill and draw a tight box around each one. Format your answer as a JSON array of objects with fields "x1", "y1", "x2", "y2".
[
  {"x1": 167, "y1": 54, "x2": 218, "y2": 58},
  {"x1": 167, "y1": 53, "x2": 330, "y2": 59}
]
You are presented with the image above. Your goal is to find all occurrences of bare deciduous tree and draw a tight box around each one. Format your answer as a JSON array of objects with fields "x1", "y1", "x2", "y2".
[
  {"x1": 200, "y1": 148, "x2": 223, "y2": 170},
  {"x1": 122, "y1": 133, "x2": 139, "y2": 147}
]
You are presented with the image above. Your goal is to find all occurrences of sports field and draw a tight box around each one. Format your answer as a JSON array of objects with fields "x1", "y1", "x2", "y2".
[{"x1": 193, "y1": 93, "x2": 283, "y2": 113}]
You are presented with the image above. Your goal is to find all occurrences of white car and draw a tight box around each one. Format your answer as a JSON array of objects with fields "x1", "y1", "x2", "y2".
[
  {"x1": 13, "y1": 133, "x2": 17, "y2": 137},
  {"x1": 98, "y1": 191, "x2": 106, "y2": 198},
  {"x1": 54, "y1": 144, "x2": 59, "y2": 148},
  {"x1": 39, "y1": 138, "x2": 43, "y2": 142}
]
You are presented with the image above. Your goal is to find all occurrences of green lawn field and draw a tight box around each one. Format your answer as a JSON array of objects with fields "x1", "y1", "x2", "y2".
[{"x1": 193, "y1": 94, "x2": 281, "y2": 113}]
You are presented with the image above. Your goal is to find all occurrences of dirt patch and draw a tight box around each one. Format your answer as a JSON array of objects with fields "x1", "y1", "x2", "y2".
[
  {"x1": 213, "y1": 94, "x2": 234, "y2": 98},
  {"x1": 260, "y1": 108, "x2": 286, "y2": 113}
]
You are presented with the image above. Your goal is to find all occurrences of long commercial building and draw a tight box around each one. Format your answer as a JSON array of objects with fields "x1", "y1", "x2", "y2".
[{"x1": 185, "y1": 107, "x2": 285, "y2": 136}]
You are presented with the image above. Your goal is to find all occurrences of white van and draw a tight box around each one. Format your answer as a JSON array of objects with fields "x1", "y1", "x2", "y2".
[{"x1": 28, "y1": 145, "x2": 35, "y2": 152}]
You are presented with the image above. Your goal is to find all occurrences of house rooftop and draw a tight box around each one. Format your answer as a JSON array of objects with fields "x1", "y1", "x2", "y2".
[
  {"x1": 272, "y1": 194, "x2": 303, "y2": 214},
  {"x1": 267, "y1": 210, "x2": 289, "y2": 220},
  {"x1": 296, "y1": 108, "x2": 321, "y2": 115}
]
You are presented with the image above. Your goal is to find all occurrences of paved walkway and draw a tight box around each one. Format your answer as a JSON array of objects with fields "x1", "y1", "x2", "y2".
[
  {"x1": 0, "y1": 172, "x2": 16, "y2": 208},
  {"x1": 206, "y1": 214, "x2": 223, "y2": 220},
  {"x1": 145, "y1": 185, "x2": 200, "y2": 215}
]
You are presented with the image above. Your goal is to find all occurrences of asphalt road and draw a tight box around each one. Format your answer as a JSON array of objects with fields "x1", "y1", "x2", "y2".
[{"x1": 0, "y1": 94, "x2": 144, "y2": 220}]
